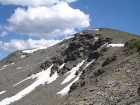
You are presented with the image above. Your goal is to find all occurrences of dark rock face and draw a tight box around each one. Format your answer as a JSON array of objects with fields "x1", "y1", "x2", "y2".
[
  {"x1": 137, "y1": 87, "x2": 140, "y2": 96},
  {"x1": 88, "y1": 51, "x2": 100, "y2": 61},
  {"x1": 94, "y1": 69, "x2": 105, "y2": 77},
  {"x1": 69, "y1": 83, "x2": 79, "y2": 93},
  {"x1": 102, "y1": 56, "x2": 116, "y2": 67}
]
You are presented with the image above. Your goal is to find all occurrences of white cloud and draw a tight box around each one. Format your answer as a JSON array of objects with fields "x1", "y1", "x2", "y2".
[
  {"x1": 0, "y1": 41, "x2": 2, "y2": 46},
  {"x1": 0, "y1": 0, "x2": 77, "y2": 6},
  {"x1": 0, "y1": 38, "x2": 60, "y2": 52},
  {"x1": 0, "y1": 31, "x2": 8, "y2": 37},
  {"x1": 5, "y1": 2, "x2": 90, "y2": 39}
]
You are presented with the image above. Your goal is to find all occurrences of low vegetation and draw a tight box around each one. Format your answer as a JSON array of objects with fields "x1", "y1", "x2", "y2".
[{"x1": 127, "y1": 39, "x2": 140, "y2": 51}]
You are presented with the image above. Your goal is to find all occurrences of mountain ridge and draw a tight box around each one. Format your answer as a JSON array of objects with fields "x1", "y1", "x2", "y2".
[{"x1": 0, "y1": 28, "x2": 140, "y2": 105}]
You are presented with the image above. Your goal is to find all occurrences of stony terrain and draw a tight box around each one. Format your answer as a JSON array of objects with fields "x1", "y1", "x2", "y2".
[{"x1": 0, "y1": 28, "x2": 140, "y2": 105}]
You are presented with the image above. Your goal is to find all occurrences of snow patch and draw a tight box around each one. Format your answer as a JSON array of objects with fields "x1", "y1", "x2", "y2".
[
  {"x1": 47, "y1": 72, "x2": 58, "y2": 84},
  {"x1": 21, "y1": 55, "x2": 26, "y2": 58},
  {"x1": 57, "y1": 71, "x2": 82, "y2": 96},
  {"x1": 0, "y1": 68, "x2": 4, "y2": 71},
  {"x1": 3, "y1": 64, "x2": 9, "y2": 68},
  {"x1": 22, "y1": 49, "x2": 38, "y2": 53},
  {"x1": 0, "y1": 91, "x2": 6, "y2": 95},
  {"x1": 0, "y1": 63, "x2": 15, "y2": 70},
  {"x1": 0, "y1": 64, "x2": 9, "y2": 70},
  {"x1": 11, "y1": 62, "x2": 14, "y2": 65},
  {"x1": 101, "y1": 42, "x2": 109, "y2": 48},
  {"x1": 16, "y1": 67, "x2": 22, "y2": 70},
  {"x1": 107, "y1": 44, "x2": 124, "y2": 47},
  {"x1": 93, "y1": 28, "x2": 99, "y2": 31},
  {"x1": 61, "y1": 60, "x2": 86, "y2": 84},
  {"x1": 101, "y1": 43, "x2": 124, "y2": 48},
  {"x1": 59, "y1": 44, "x2": 65, "y2": 48},
  {"x1": 94, "y1": 37, "x2": 99, "y2": 42},
  {"x1": 12, "y1": 76, "x2": 32, "y2": 87},
  {"x1": 83, "y1": 59, "x2": 95, "y2": 69},
  {"x1": 0, "y1": 65, "x2": 59, "y2": 105},
  {"x1": 59, "y1": 63, "x2": 65, "y2": 69}
]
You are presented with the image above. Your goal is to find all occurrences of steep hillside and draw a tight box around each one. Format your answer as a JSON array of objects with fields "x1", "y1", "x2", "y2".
[{"x1": 0, "y1": 28, "x2": 140, "y2": 105}]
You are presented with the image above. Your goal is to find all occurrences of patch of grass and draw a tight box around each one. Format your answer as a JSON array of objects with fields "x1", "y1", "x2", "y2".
[{"x1": 127, "y1": 39, "x2": 140, "y2": 51}]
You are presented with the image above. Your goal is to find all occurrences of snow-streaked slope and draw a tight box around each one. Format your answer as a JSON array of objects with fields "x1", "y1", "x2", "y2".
[
  {"x1": 0, "y1": 63, "x2": 15, "y2": 71},
  {"x1": 61, "y1": 60, "x2": 86, "y2": 84},
  {"x1": 13, "y1": 63, "x2": 65, "y2": 87},
  {"x1": 0, "y1": 65, "x2": 59, "y2": 105},
  {"x1": 57, "y1": 71, "x2": 82, "y2": 96}
]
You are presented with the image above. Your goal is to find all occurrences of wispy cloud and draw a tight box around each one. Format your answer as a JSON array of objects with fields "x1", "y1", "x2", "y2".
[{"x1": 0, "y1": 31, "x2": 8, "y2": 37}]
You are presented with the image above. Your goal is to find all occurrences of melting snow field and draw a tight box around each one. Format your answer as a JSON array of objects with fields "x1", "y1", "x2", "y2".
[
  {"x1": 0, "y1": 65, "x2": 59, "y2": 105},
  {"x1": 61, "y1": 60, "x2": 86, "y2": 84}
]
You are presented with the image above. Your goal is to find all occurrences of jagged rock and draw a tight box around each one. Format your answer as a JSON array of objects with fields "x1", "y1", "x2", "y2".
[
  {"x1": 87, "y1": 51, "x2": 100, "y2": 62},
  {"x1": 102, "y1": 56, "x2": 116, "y2": 67},
  {"x1": 51, "y1": 56, "x2": 64, "y2": 65},
  {"x1": 64, "y1": 61, "x2": 74, "y2": 70},
  {"x1": 94, "y1": 69, "x2": 105, "y2": 77},
  {"x1": 80, "y1": 81, "x2": 86, "y2": 87},
  {"x1": 69, "y1": 83, "x2": 79, "y2": 93}
]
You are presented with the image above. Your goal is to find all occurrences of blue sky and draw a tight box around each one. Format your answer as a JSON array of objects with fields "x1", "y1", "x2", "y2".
[{"x1": 0, "y1": 0, "x2": 140, "y2": 60}]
